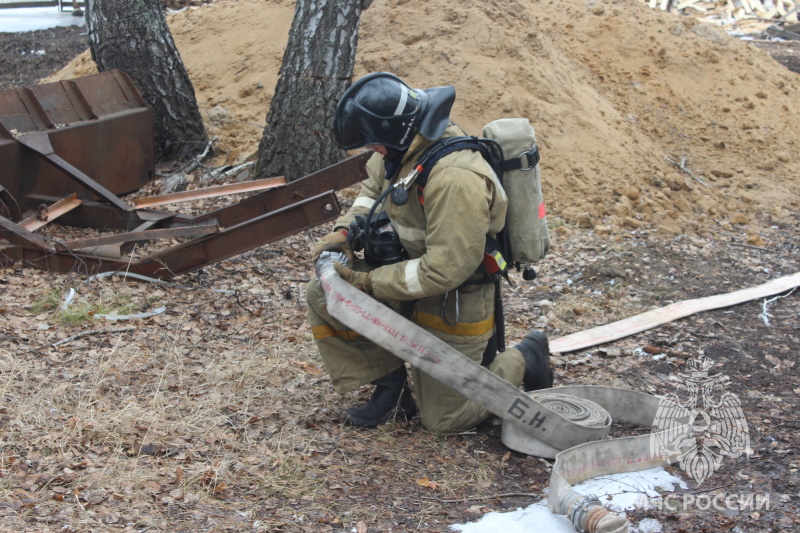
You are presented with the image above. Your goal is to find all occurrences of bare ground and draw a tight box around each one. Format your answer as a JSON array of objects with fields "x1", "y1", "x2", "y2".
[
  {"x1": 0, "y1": 26, "x2": 89, "y2": 90},
  {"x1": 1, "y1": 23, "x2": 800, "y2": 533}
]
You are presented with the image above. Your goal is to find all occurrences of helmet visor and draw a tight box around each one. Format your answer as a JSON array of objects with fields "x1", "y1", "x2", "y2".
[{"x1": 335, "y1": 100, "x2": 417, "y2": 150}]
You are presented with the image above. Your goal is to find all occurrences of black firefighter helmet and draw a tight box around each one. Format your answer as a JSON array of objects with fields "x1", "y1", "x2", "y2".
[{"x1": 333, "y1": 72, "x2": 456, "y2": 151}]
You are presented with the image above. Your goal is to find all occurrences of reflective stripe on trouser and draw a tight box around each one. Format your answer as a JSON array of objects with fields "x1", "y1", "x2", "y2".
[
  {"x1": 307, "y1": 276, "x2": 405, "y2": 392},
  {"x1": 306, "y1": 275, "x2": 525, "y2": 432}
]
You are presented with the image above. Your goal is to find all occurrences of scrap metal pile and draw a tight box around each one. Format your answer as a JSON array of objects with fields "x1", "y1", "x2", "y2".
[
  {"x1": 0, "y1": 70, "x2": 369, "y2": 280},
  {"x1": 162, "y1": 0, "x2": 212, "y2": 8},
  {"x1": 643, "y1": 0, "x2": 799, "y2": 23}
]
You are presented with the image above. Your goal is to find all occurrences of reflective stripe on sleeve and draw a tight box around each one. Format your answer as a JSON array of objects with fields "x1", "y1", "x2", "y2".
[
  {"x1": 352, "y1": 197, "x2": 376, "y2": 210},
  {"x1": 404, "y1": 258, "x2": 424, "y2": 297}
]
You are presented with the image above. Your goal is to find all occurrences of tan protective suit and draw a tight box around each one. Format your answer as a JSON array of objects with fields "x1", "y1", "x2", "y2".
[{"x1": 307, "y1": 125, "x2": 525, "y2": 433}]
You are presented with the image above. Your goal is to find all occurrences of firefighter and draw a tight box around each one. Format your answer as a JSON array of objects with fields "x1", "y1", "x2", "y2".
[{"x1": 306, "y1": 72, "x2": 552, "y2": 433}]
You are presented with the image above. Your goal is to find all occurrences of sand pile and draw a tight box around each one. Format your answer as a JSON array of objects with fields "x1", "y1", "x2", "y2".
[{"x1": 48, "y1": 0, "x2": 800, "y2": 238}]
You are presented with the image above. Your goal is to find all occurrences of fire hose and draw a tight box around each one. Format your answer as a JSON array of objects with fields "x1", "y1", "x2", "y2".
[
  {"x1": 316, "y1": 253, "x2": 800, "y2": 532},
  {"x1": 316, "y1": 253, "x2": 688, "y2": 533}
]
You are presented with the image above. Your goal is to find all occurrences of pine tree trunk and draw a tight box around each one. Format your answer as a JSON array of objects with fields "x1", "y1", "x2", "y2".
[
  {"x1": 86, "y1": 0, "x2": 208, "y2": 162},
  {"x1": 255, "y1": 0, "x2": 366, "y2": 182}
]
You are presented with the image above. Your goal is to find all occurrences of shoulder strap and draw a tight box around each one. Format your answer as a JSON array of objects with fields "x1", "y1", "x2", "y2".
[{"x1": 415, "y1": 136, "x2": 505, "y2": 189}]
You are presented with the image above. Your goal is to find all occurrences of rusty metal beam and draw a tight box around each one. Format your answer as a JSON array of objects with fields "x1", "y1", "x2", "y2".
[
  {"x1": 110, "y1": 215, "x2": 180, "y2": 257},
  {"x1": 0, "y1": 245, "x2": 118, "y2": 277},
  {"x1": 133, "y1": 176, "x2": 287, "y2": 209},
  {"x1": 18, "y1": 194, "x2": 83, "y2": 231},
  {"x1": 21, "y1": 151, "x2": 372, "y2": 232},
  {"x1": 192, "y1": 151, "x2": 372, "y2": 227},
  {"x1": 126, "y1": 191, "x2": 341, "y2": 278},
  {"x1": 0, "y1": 215, "x2": 55, "y2": 251}
]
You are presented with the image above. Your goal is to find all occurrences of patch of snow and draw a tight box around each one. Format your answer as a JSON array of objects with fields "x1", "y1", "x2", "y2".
[
  {"x1": 632, "y1": 518, "x2": 664, "y2": 533},
  {"x1": 0, "y1": 6, "x2": 85, "y2": 33},
  {"x1": 450, "y1": 467, "x2": 686, "y2": 533}
]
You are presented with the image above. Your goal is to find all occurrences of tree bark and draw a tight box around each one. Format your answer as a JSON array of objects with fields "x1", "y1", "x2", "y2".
[
  {"x1": 255, "y1": 0, "x2": 366, "y2": 182},
  {"x1": 86, "y1": 0, "x2": 208, "y2": 162}
]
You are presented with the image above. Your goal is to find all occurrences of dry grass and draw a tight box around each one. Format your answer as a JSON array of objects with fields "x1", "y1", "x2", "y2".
[{"x1": 1, "y1": 237, "x2": 523, "y2": 532}]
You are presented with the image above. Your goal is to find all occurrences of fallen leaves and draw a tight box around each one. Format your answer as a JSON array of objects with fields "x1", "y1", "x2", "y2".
[
  {"x1": 416, "y1": 476, "x2": 440, "y2": 489},
  {"x1": 292, "y1": 360, "x2": 323, "y2": 375}
]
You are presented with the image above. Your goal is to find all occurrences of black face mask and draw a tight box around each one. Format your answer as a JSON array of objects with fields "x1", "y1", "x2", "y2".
[
  {"x1": 385, "y1": 146, "x2": 406, "y2": 161},
  {"x1": 382, "y1": 147, "x2": 407, "y2": 181}
]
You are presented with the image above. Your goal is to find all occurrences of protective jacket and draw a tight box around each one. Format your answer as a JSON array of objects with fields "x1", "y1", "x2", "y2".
[{"x1": 335, "y1": 124, "x2": 508, "y2": 344}]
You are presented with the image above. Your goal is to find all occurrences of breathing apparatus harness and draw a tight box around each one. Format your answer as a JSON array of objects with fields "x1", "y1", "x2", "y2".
[{"x1": 345, "y1": 156, "x2": 409, "y2": 269}]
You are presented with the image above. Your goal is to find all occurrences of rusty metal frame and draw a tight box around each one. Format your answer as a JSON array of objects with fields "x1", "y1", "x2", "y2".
[
  {"x1": 1, "y1": 70, "x2": 372, "y2": 280},
  {"x1": 0, "y1": 152, "x2": 371, "y2": 279}
]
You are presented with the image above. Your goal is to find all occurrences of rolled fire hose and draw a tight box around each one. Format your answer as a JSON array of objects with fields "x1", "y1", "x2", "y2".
[{"x1": 316, "y1": 254, "x2": 797, "y2": 532}]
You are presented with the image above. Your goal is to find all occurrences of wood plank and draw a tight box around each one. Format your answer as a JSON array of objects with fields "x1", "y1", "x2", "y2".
[
  {"x1": 132, "y1": 177, "x2": 287, "y2": 209},
  {"x1": 17, "y1": 194, "x2": 82, "y2": 231},
  {"x1": 677, "y1": 0, "x2": 704, "y2": 9}
]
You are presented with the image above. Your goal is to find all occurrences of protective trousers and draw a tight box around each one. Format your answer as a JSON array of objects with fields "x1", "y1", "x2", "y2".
[{"x1": 306, "y1": 275, "x2": 526, "y2": 434}]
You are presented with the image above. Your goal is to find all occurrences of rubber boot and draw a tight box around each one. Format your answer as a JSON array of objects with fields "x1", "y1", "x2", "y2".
[
  {"x1": 345, "y1": 366, "x2": 417, "y2": 427},
  {"x1": 514, "y1": 330, "x2": 554, "y2": 391}
]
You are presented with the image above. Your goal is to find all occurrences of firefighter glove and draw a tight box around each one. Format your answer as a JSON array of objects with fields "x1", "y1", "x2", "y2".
[
  {"x1": 312, "y1": 230, "x2": 355, "y2": 264},
  {"x1": 334, "y1": 262, "x2": 373, "y2": 295}
]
